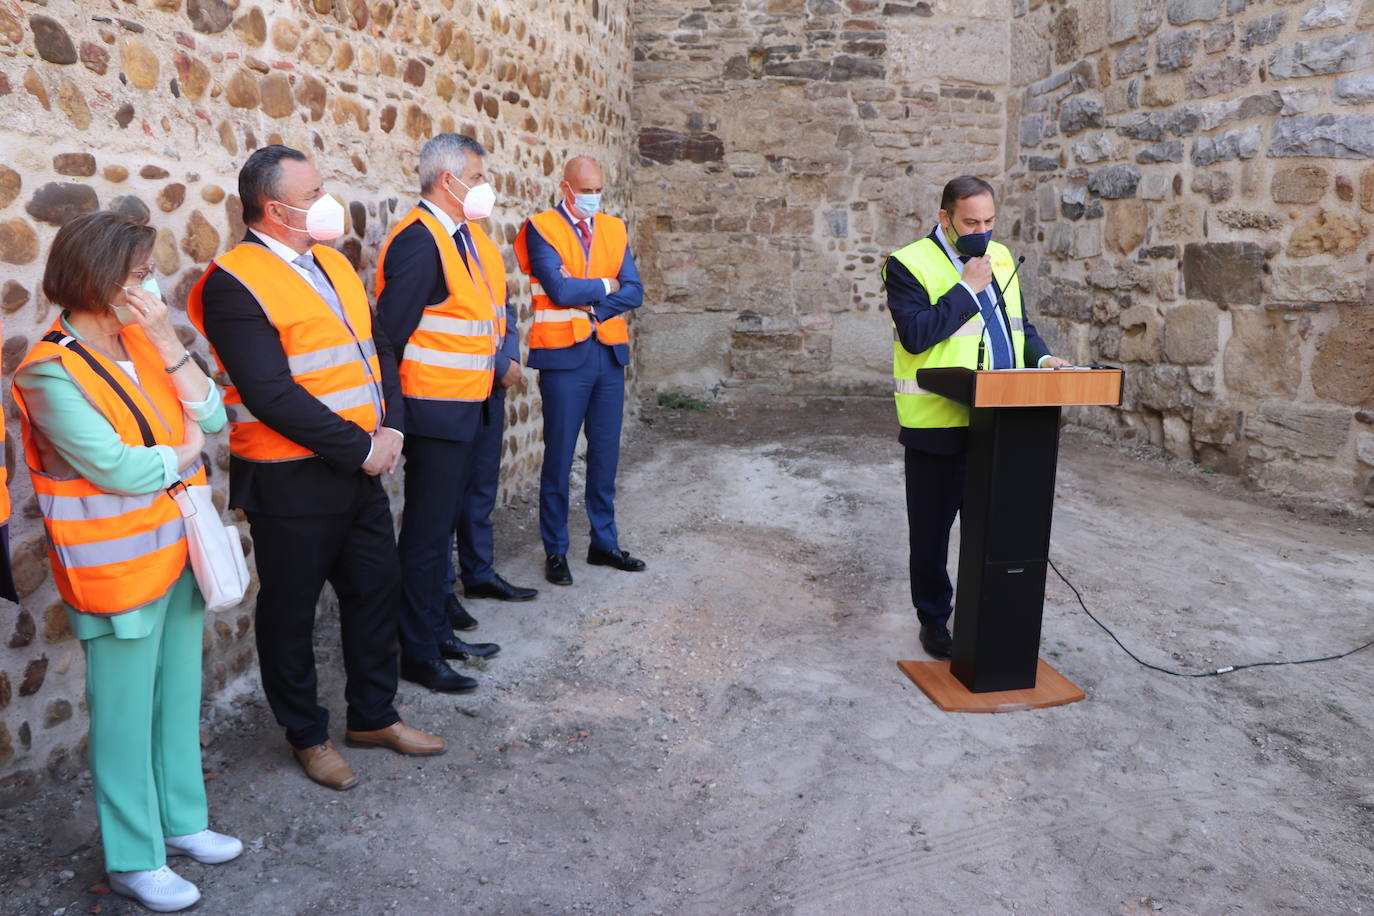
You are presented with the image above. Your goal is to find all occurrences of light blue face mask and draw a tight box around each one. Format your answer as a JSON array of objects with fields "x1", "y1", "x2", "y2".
[
  {"x1": 114, "y1": 275, "x2": 162, "y2": 324},
  {"x1": 135, "y1": 275, "x2": 163, "y2": 300},
  {"x1": 573, "y1": 192, "x2": 602, "y2": 216}
]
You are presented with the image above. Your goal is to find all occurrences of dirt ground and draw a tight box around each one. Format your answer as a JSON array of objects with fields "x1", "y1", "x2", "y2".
[{"x1": 3, "y1": 397, "x2": 1374, "y2": 916}]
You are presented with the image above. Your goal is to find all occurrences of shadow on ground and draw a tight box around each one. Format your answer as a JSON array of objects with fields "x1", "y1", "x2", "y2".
[{"x1": 3, "y1": 398, "x2": 1373, "y2": 915}]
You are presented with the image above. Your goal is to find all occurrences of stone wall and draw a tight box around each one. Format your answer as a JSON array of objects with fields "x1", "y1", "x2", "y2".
[
  {"x1": 1003, "y1": 0, "x2": 1374, "y2": 505},
  {"x1": 631, "y1": 0, "x2": 1010, "y2": 394},
  {"x1": 632, "y1": 0, "x2": 1373, "y2": 507},
  {"x1": 0, "y1": 0, "x2": 636, "y2": 799}
]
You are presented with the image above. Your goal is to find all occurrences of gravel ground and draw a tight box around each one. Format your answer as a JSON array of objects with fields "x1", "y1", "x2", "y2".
[{"x1": 2, "y1": 397, "x2": 1372, "y2": 916}]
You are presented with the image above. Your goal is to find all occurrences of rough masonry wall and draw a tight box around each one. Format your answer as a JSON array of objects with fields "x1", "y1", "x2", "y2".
[
  {"x1": 0, "y1": 0, "x2": 635, "y2": 799},
  {"x1": 1003, "y1": 0, "x2": 1374, "y2": 505},
  {"x1": 632, "y1": 0, "x2": 1010, "y2": 394}
]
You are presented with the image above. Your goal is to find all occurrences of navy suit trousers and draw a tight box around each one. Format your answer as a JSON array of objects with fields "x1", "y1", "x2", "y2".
[
  {"x1": 397, "y1": 434, "x2": 480, "y2": 662},
  {"x1": 904, "y1": 446, "x2": 967, "y2": 628},
  {"x1": 445, "y1": 389, "x2": 506, "y2": 593},
  {"x1": 538, "y1": 341, "x2": 625, "y2": 555}
]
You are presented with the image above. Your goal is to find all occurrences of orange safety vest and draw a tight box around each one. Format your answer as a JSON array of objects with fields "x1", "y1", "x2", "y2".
[
  {"x1": 376, "y1": 207, "x2": 503, "y2": 402},
  {"x1": 188, "y1": 242, "x2": 383, "y2": 462},
  {"x1": 13, "y1": 321, "x2": 208, "y2": 615},
  {"x1": 514, "y1": 209, "x2": 629, "y2": 350}
]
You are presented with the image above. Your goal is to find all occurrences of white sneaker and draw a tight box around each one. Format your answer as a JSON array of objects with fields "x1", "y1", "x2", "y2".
[
  {"x1": 165, "y1": 828, "x2": 245, "y2": 864},
  {"x1": 107, "y1": 865, "x2": 201, "y2": 912}
]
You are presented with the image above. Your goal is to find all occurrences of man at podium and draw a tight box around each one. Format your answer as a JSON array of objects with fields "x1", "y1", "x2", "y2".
[{"x1": 883, "y1": 176, "x2": 1070, "y2": 660}]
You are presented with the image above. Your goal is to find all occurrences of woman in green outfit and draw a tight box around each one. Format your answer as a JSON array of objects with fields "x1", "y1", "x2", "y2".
[{"x1": 12, "y1": 211, "x2": 242, "y2": 913}]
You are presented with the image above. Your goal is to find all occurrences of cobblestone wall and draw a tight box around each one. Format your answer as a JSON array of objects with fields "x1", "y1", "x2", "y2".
[
  {"x1": 632, "y1": 0, "x2": 1373, "y2": 505},
  {"x1": 0, "y1": 0, "x2": 635, "y2": 800},
  {"x1": 631, "y1": 0, "x2": 1010, "y2": 394},
  {"x1": 1002, "y1": 0, "x2": 1374, "y2": 506}
]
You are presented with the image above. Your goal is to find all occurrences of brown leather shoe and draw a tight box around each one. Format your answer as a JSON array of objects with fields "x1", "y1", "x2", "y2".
[
  {"x1": 344, "y1": 721, "x2": 446, "y2": 757},
  {"x1": 292, "y1": 740, "x2": 358, "y2": 790}
]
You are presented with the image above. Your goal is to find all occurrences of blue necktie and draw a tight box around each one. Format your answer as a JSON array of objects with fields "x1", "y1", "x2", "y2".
[{"x1": 977, "y1": 285, "x2": 1015, "y2": 370}]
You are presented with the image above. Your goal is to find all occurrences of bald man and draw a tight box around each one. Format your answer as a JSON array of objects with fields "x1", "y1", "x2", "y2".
[{"x1": 514, "y1": 158, "x2": 645, "y2": 586}]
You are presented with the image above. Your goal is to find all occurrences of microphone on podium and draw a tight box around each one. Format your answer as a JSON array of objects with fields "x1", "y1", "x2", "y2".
[{"x1": 992, "y1": 255, "x2": 1026, "y2": 304}]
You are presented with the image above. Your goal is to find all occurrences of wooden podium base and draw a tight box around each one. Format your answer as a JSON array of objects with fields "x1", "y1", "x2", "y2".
[{"x1": 896, "y1": 658, "x2": 1085, "y2": 713}]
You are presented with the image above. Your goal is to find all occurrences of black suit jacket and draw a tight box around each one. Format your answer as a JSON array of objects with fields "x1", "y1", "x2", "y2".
[
  {"x1": 375, "y1": 210, "x2": 517, "y2": 442},
  {"x1": 884, "y1": 227, "x2": 1052, "y2": 454},
  {"x1": 199, "y1": 234, "x2": 405, "y2": 516}
]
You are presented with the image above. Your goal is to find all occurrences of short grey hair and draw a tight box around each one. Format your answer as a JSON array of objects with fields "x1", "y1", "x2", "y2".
[{"x1": 419, "y1": 133, "x2": 486, "y2": 194}]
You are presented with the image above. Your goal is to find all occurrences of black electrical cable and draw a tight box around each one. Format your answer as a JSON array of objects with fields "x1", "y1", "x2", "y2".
[{"x1": 1048, "y1": 559, "x2": 1374, "y2": 678}]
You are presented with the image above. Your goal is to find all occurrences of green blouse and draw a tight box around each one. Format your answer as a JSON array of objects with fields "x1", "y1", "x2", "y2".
[{"x1": 12, "y1": 314, "x2": 227, "y2": 640}]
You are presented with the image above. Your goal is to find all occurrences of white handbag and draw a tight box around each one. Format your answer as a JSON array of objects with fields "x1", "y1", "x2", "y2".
[{"x1": 169, "y1": 482, "x2": 250, "y2": 613}]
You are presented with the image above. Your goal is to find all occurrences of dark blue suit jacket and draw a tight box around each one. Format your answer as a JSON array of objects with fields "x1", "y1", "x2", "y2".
[
  {"x1": 884, "y1": 227, "x2": 1051, "y2": 454},
  {"x1": 523, "y1": 207, "x2": 644, "y2": 371},
  {"x1": 376, "y1": 209, "x2": 518, "y2": 442}
]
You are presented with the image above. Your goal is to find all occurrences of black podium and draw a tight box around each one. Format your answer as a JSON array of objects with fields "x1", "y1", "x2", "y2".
[{"x1": 898, "y1": 367, "x2": 1124, "y2": 712}]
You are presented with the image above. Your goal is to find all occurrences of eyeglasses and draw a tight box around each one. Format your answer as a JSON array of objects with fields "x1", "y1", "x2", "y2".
[{"x1": 129, "y1": 262, "x2": 156, "y2": 283}]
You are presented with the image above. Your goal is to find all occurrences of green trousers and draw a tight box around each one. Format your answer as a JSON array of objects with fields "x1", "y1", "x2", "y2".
[{"x1": 82, "y1": 570, "x2": 208, "y2": 872}]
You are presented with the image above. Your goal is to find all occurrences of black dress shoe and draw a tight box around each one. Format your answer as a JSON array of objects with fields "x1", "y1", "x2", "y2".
[
  {"x1": 545, "y1": 554, "x2": 573, "y2": 586},
  {"x1": 446, "y1": 594, "x2": 478, "y2": 632},
  {"x1": 439, "y1": 638, "x2": 501, "y2": 661},
  {"x1": 465, "y1": 574, "x2": 538, "y2": 602},
  {"x1": 586, "y1": 546, "x2": 646, "y2": 572},
  {"x1": 920, "y1": 624, "x2": 954, "y2": 660},
  {"x1": 400, "y1": 658, "x2": 478, "y2": 693}
]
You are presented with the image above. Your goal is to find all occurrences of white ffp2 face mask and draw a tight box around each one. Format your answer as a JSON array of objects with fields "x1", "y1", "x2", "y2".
[
  {"x1": 274, "y1": 194, "x2": 346, "y2": 241},
  {"x1": 451, "y1": 176, "x2": 496, "y2": 221}
]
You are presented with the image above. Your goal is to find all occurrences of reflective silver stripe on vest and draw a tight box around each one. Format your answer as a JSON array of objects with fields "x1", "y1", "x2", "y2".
[
  {"x1": 37, "y1": 463, "x2": 204, "y2": 522},
  {"x1": 38, "y1": 490, "x2": 160, "y2": 522},
  {"x1": 316, "y1": 384, "x2": 380, "y2": 413},
  {"x1": 893, "y1": 378, "x2": 936, "y2": 396},
  {"x1": 533, "y1": 309, "x2": 585, "y2": 324},
  {"x1": 950, "y1": 315, "x2": 986, "y2": 338},
  {"x1": 400, "y1": 343, "x2": 495, "y2": 372},
  {"x1": 414, "y1": 314, "x2": 496, "y2": 337},
  {"x1": 230, "y1": 385, "x2": 372, "y2": 424},
  {"x1": 286, "y1": 338, "x2": 378, "y2": 376},
  {"x1": 53, "y1": 515, "x2": 185, "y2": 569},
  {"x1": 1009, "y1": 316, "x2": 1025, "y2": 331}
]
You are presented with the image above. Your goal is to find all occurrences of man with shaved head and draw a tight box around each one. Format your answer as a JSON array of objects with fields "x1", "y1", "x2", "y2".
[{"x1": 514, "y1": 156, "x2": 645, "y2": 586}]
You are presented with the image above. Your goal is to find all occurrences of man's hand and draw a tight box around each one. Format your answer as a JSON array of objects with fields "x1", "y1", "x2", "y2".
[
  {"x1": 1042, "y1": 356, "x2": 1073, "y2": 369},
  {"x1": 963, "y1": 256, "x2": 993, "y2": 293},
  {"x1": 362, "y1": 427, "x2": 403, "y2": 475},
  {"x1": 498, "y1": 361, "x2": 523, "y2": 389},
  {"x1": 605, "y1": 277, "x2": 621, "y2": 294}
]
